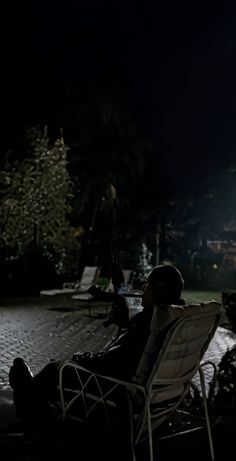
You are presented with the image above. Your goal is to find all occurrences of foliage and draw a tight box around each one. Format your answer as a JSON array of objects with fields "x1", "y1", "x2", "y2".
[
  {"x1": 67, "y1": 97, "x2": 165, "y2": 273},
  {"x1": 154, "y1": 160, "x2": 236, "y2": 288},
  {"x1": 209, "y1": 344, "x2": 236, "y2": 416},
  {"x1": 0, "y1": 127, "x2": 74, "y2": 255}
]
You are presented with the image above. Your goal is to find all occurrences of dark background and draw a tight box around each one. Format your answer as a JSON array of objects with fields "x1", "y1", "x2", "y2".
[
  {"x1": 2, "y1": 0, "x2": 236, "y2": 187},
  {"x1": 1, "y1": 0, "x2": 236, "y2": 293}
]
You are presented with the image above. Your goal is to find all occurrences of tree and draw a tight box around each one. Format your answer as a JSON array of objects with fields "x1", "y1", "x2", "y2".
[
  {"x1": 161, "y1": 160, "x2": 236, "y2": 288},
  {"x1": 66, "y1": 97, "x2": 157, "y2": 273},
  {"x1": 0, "y1": 127, "x2": 80, "y2": 288},
  {"x1": 1, "y1": 127, "x2": 73, "y2": 251}
]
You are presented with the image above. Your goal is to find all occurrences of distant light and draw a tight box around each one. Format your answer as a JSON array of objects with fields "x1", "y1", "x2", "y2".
[{"x1": 213, "y1": 264, "x2": 218, "y2": 270}]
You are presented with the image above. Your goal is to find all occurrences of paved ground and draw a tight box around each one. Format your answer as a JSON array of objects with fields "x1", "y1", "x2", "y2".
[
  {"x1": 1, "y1": 296, "x2": 235, "y2": 391},
  {"x1": 0, "y1": 295, "x2": 236, "y2": 460},
  {"x1": 0, "y1": 297, "x2": 119, "y2": 393}
]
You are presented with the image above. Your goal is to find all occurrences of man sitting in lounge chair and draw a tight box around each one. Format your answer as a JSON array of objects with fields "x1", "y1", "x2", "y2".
[{"x1": 9, "y1": 265, "x2": 185, "y2": 427}]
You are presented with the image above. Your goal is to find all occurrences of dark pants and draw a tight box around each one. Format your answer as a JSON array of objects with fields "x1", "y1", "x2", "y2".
[
  {"x1": 13, "y1": 361, "x2": 133, "y2": 459},
  {"x1": 13, "y1": 361, "x2": 61, "y2": 429}
]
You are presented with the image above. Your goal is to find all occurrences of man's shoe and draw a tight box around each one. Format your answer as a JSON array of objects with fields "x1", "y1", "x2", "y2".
[{"x1": 9, "y1": 357, "x2": 34, "y2": 390}]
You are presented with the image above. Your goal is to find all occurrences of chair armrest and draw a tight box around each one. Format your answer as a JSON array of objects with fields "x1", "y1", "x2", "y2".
[
  {"x1": 58, "y1": 360, "x2": 146, "y2": 423},
  {"x1": 59, "y1": 360, "x2": 145, "y2": 393}
]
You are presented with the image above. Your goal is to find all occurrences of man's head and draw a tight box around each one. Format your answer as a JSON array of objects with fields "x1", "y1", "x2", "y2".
[{"x1": 142, "y1": 264, "x2": 184, "y2": 308}]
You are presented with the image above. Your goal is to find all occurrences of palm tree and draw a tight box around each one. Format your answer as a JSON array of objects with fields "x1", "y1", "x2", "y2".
[{"x1": 66, "y1": 94, "x2": 161, "y2": 273}]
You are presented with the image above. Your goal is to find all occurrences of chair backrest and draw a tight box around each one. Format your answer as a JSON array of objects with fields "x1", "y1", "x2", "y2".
[
  {"x1": 78, "y1": 266, "x2": 100, "y2": 292},
  {"x1": 105, "y1": 278, "x2": 114, "y2": 293},
  {"x1": 122, "y1": 269, "x2": 133, "y2": 285},
  {"x1": 131, "y1": 300, "x2": 221, "y2": 443},
  {"x1": 105, "y1": 269, "x2": 134, "y2": 293},
  {"x1": 133, "y1": 301, "x2": 221, "y2": 405}
]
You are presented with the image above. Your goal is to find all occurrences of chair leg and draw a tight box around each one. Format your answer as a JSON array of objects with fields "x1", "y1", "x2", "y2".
[
  {"x1": 199, "y1": 366, "x2": 215, "y2": 461},
  {"x1": 146, "y1": 405, "x2": 154, "y2": 461},
  {"x1": 126, "y1": 395, "x2": 136, "y2": 461},
  {"x1": 135, "y1": 399, "x2": 154, "y2": 461}
]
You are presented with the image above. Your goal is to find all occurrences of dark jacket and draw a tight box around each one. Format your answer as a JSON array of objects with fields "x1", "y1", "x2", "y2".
[{"x1": 72, "y1": 306, "x2": 154, "y2": 380}]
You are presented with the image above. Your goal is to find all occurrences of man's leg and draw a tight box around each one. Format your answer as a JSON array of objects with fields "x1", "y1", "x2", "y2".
[{"x1": 9, "y1": 358, "x2": 61, "y2": 429}]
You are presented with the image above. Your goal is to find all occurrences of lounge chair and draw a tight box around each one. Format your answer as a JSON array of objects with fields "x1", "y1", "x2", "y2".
[
  {"x1": 57, "y1": 300, "x2": 221, "y2": 461},
  {"x1": 40, "y1": 266, "x2": 100, "y2": 306},
  {"x1": 72, "y1": 269, "x2": 137, "y2": 316}
]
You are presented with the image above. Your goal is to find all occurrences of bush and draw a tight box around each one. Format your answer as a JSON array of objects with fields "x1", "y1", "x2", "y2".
[{"x1": 0, "y1": 250, "x2": 61, "y2": 297}]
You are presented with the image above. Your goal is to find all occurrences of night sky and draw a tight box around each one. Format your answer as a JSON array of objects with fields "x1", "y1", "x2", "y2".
[{"x1": 2, "y1": 0, "x2": 236, "y2": 187}]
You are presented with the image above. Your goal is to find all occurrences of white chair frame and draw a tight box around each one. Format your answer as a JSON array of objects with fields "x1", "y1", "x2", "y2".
[{"x1": 58, "y1": 304, "x2": 220, "y2": 461}]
